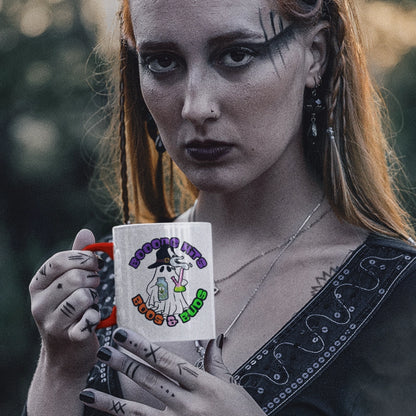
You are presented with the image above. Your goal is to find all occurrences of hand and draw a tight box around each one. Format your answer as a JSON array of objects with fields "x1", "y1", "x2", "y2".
[
  {"x1": 29, "y1": 229, "x2": 101, "y2": 376},
  {"x1": 79, "y1": 328, "x2": 265, "y2": 416}
]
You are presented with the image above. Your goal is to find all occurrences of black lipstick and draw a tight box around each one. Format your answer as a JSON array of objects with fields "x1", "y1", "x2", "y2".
[{"x1": 186, "y1": 140, "x2": 232, "y2": 162}]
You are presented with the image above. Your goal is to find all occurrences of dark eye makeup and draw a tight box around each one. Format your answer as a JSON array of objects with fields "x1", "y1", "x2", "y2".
[{"x1": 138, "y1": 18, "x2": 296, "y2": 76}]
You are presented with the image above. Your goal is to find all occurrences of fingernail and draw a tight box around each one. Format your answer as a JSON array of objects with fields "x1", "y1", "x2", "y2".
[
  {"x1": 90, "y1": 303, "x2": 100, "y2": 312},
  {"x1": 79, "y1": 390, "x2": 95, "y2": 404},
  {"x1": 114, "y1": 329, "x2": 128, "y2": 343},
  {"x1": 97, "y1": 255, "x2": 105, "y2": 269},
  {"x1": 216, "y1": 333, "x2": 224, "y2": 349},
  {"x1": 97, "y1": 346, "x2": 112, "y2": 361}
]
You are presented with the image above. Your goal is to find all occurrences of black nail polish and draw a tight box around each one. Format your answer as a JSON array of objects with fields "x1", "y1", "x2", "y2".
[
  {"x1": 97, "y1": 255, "x2": 105, "y2": 269},
  {"x1": 97, "y1": 347, "x2": 112, "y2": 361},
  {"x1": 216, "y1": 333, "x2": 224, "y2": 349},
  {"x1": 79, "y1": 390, "x2": 95, "y2": 404},
  {"x1": 90, "y1": 303, "x2": 100, "y2": 312},
  {"x1": 114, "y1": 329, "x2": 128, "y2": 343}
]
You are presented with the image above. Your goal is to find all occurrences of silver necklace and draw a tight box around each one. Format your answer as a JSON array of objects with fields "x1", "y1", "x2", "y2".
[
  {"x1": 192, "y1": 198, "x2": 327, "y2": 369},
  {"x1": 214, "y1": 208, "x2": 329, "y2": 292},
  {"x1": 189, "y1": 199, "x2": 327, "y2": 294}
]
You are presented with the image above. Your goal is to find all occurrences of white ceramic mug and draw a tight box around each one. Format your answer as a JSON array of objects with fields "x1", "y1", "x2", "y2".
[{"x1": 86, "y1": 222, "x2": 216, "y2": 342}]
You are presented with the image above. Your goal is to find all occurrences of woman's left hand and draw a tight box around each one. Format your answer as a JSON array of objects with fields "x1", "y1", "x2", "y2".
[{"x1": 80, "y1": 327, "x2": 264, "y2": 416}]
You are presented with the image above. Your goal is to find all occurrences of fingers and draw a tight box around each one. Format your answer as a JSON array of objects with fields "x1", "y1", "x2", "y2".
[
  {"x1": 80, "y1": 390, "x2": 163, "y2": 416},
  {"x1": 112, "y1": 328, "x2": 203, "y2": 391},
  {"x1": 204, "y1": 335, "x2": 236, "y2": 384},
  {"x1": 57, "y1": 286, "x2": 99, "y2": 321},
  {"x1": 30, "y1": 250, "x2": 100, "y2": 292},
  {"x1": 72, "y1": 229, "x2": 95, "y2": 250},
  {"x1": 31, "y1": 269, "x2": 100, "y2": 324},
  {"x1": 96, "y1": 345, "x2": 184, "y2": 406},
  {"x1": 68, "y1": 305, "x2": 101, "y2": 342},
  {"x1": 38, "y1": 287, "x2": 99, "y2": 336},
  {"x1": 34, "y1": 268, "x2": 99, "y2": 310}
]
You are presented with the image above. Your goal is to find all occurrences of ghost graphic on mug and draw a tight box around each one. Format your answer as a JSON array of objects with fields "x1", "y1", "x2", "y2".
[{"x1": 145, "y1": 245, "x2": 193, "y2": 317}]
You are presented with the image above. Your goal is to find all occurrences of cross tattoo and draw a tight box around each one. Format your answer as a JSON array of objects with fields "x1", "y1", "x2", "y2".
[
  {"x1": 145, "y1": 344, "x2": 161, "y2": 363},
  {"x1": 80, "y1": 319, "x2": 99, "y2": 333}
]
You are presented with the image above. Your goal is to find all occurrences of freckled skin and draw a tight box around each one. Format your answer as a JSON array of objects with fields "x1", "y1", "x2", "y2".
[{"x1": 131, "y1": 0, "x2": 314, "y2": 194}]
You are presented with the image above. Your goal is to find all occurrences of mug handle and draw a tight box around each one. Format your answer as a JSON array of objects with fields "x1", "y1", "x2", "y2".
[
  {"x1": 83, "y1": 242, "x2": 117, "y2": 329},
  {"x1": 83, "y1": 242, "x2": 114, "y2": 259}
]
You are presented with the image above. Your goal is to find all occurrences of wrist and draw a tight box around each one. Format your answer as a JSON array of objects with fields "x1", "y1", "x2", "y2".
[
  {"x1": 27, "y1": 347, "x2": 90, "y2": 416},
  {"x1": 40, "y1": 344, "x2": 96, "y2": 381}
]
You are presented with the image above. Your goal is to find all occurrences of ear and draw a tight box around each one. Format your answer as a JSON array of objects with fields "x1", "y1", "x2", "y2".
[{"x1": 305, "y1": 22, "x2": 329, "y2": 88}]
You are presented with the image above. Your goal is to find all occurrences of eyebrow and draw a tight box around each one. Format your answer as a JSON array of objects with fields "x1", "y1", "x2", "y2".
[
  {"x1": 137, "y1": 29, "x2": 265, "y2": 52},
  {"x1": 207, "y1": 30, "x2": 266, "y2": 47},
  {"x1": 137, "y1": 41, "x2": 178, "y2": 52}
]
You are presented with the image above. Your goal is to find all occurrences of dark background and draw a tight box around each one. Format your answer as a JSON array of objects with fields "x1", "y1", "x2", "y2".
[{"x1": 1, "y1": 0, "x2": 416, "y2": 414}]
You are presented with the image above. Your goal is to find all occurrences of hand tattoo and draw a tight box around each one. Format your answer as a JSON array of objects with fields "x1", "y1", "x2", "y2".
[
  {"x1": 89, "y1": 289, "x2": 98, "y2": 301},
  {"x1": 144, "y1": 344, "x2": 160, "y2": 363},
  {"x1": 60, "y1": 301, "x2": 75, "y2": 318},
  {"x1": 68, "y1": 252, "x2": 94, "y2": 265},
  {"x1": 177, "y1": 362, "x2": 199, "y2": 378},
  {"x1": 110, "y1": 400, "x2": 126, "y2": 414},
  {"x1": 80, "y1": 319, "x2": 99, "y2": 333}
]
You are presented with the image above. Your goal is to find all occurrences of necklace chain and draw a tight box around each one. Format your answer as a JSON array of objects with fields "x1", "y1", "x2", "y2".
[
  {"x1": 191, "y1": 198, "x2": 327, "y2": 368},
  {"x1": 214, "y1": 207, "x2": 329, "y2": 287},
  {"x1": 221, "y1": 199, "x2": 324, "y2": 337}
]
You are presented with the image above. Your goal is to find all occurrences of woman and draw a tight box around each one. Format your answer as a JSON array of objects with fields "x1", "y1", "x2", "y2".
[{"x1": 25, "y1": 0, "x2": 416, "y2": 414}]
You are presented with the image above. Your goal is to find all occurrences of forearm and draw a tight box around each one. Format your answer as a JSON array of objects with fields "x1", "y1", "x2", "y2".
[{"x1": 26, "y1": 348, "x2": 88, "y2": 416}]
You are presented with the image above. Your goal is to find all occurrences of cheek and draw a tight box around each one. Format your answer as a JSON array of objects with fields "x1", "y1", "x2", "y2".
[
  {"x1": 140, "y1": 75, "x2": 181, "y2": 131},
  {"x1": 234, "y1": 66, "x2": 305, "y2": 134}
]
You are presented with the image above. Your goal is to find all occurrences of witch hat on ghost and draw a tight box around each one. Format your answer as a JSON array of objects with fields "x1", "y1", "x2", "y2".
[{"x1": 148, "y1": 244, "x2": 174, "y2": 269}]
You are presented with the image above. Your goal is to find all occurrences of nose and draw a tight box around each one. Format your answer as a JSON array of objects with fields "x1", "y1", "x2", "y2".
[{"x1": 181, "y1": 70, "x2": 220, "y2": 127}]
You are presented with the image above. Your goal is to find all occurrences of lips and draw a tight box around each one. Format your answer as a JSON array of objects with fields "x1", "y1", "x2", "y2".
[{"x1": 185, "y1": 139, "x2": 233, "y2": 162}]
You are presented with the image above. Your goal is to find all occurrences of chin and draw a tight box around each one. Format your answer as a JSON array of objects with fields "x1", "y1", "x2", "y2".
[
  {"x1": 176, "y1": 160, "x2": 254, "y2": 194},
  {"x1": 187, "y1": 173, "x2": 247, "y2": 195}
]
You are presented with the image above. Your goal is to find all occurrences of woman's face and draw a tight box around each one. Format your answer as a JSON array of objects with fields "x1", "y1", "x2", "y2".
[{"x1": 130, "y1": 0, "x2": 318, "y2": 193}]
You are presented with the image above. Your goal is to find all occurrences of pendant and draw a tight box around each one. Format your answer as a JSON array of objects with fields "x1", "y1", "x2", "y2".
[
  {"x1": 195, "y1": 356, "x2": 205, "y2": 370},
  {"x1": 194, "y1": 340, "x2": 206, "y2": 370}
]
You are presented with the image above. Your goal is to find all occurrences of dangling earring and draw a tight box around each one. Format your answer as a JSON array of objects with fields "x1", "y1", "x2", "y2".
[
  {"x1": 154, "y1": 135, "x2": 166, "y2": 153},
  {"x1": 305, "y1": 77, "x2": 324, "y2": 145},
  {"x1": 146, "y1": 113, "x2": 166, "y2": 154}
]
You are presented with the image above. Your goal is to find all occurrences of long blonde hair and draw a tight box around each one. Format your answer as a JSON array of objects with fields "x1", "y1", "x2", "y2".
[{"x1": 96, "y1": 0, "x2": 414, "y2": 241}]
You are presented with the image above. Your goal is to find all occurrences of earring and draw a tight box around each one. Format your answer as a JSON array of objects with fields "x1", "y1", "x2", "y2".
[
  {"x1": 145, "y1": 113, "x2": 166, "y2": 154},
  {"x1": 305, "y1": 77, "x2": 324, "y2": 143},
  {"x1": 154, "y1": 135, "x2": 166, "y2": 153}
]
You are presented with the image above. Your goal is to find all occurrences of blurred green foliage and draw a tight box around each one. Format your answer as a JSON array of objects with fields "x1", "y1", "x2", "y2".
[
  {"x1": 0, "y1": 0, "x2": 113, "y2": 413},
  {"x1": 0, "y1": 0, "x2": 415, "y2": 414}
]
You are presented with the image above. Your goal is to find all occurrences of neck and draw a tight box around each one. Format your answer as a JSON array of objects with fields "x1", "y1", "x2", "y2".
[{"x1": 195, "y1": 140, "x2": 324, "y2": 248}]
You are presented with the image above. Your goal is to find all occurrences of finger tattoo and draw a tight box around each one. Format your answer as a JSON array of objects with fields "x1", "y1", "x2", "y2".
[
  {"x1": 110, "y1": 400, "x2": 126, "y2": 414},
  {"x1": 87, "y1": 273, "x2": 99, "y2": 279},
  {"x1": 89, "y1": 289, "x2": 98, "y2": 301},
  {"x1": 61, "y1": 301, "x2": 75, "y2": 317},
  {"x1": 68, "y1": 252, "x2": 95, "y2": 265},
  {"x1": 160, "y1": 384, "x2": 175, "y2": 398},
  {"x1": 36, "y1": 263, "x2": 50, "y2": 281},
  {"x1": 177, "y1": 362, "x2": 199, "y2": 378},
  {"x1": 80, "y1": 319, "x2": 99, "y2": 333},
  {"x1": 144, "y1": 344, "x2": 160, "y2": 363}
]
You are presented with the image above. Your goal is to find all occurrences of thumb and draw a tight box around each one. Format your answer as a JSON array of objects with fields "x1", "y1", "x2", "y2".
[
  {"x1": 204, "y1": 334, "x2": 234, "y2": 383},
  {"x1": 72, "y1": 229, "x2": 96, "y2": 250}
]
